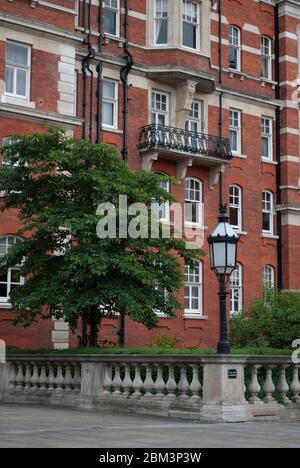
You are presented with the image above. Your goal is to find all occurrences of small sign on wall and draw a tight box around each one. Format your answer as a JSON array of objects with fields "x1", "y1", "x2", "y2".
[{"x1": 228, "y1": 369, "x2": 238, "y2": 380}]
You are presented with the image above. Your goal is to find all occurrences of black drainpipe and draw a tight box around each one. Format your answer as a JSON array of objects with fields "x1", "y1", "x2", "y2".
[
  {"x1": 275, "y1": 2, "x2": 283, "y2": 290},
  {"x1": 120, "y1": 0, "x2": 134, "y2": 161},
  {"x1": 96, "y1": 0, "x2": 103, "y2": 144},
  {"x1": 218, "y1": 0, "x2": 224, "y2": 208},
  {"x1": 82, "y1": 0, "x2": 95, "y2": 141}
]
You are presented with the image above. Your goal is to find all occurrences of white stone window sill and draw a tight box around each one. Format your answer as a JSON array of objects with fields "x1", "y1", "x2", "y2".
[
  {"x1": 102, "y1": 127, "x2": 123, "y2": 135},
  {"x1": 234, "y1": 230, "x2": 248, "y2": 236},
  {"x1": 232, "y1": 153, "x2": 247, "y2": 159},
  {"x1": 0, "y1": 302, "x2": 12, "y2": 309},
  {"x1": 184, "y1": 314, "x2": 208, "y2": 320},
  {"x1": 184, "y1": 224, "x2": 208, "y2": 230},
  {"x1": 261, "y1": 233, "x2": 279, "y2": 240},
  {"x1": 262, "y1": 158, "x2": 278, "y2": 165},
  {"x1": 1, "y1": 95, "x2": 35, "y2": 109}
]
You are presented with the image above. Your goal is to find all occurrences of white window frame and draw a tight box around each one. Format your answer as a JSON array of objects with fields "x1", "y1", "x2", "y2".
[
  {"x1": 229, "y1": 25, "x2": 241, "y2": 71},
  {"x1": 229, "y1": 109, "x2": 241, "y2": 155},
  {"x1": 151, "y1": 90, "x2": 169, "y2": 126},
  {"x1": 261, "y1": 117, "x2": 273, "y2": 161},
  {"x1": 184, "y1": 177, "x2": 203, "y2": 227},
  {"x1": 153, "y1": 173, "x2": 170, "y2": 224},
  {"x1": 262, "y1": 190, "x2": 274, "y2": 235},
  {"x1": 0, "y1": 236, "x2": 24, "y2": 305},
  {"x1": 261, "y1": 36, "x2": 272, "y2": 80},
  {"x1": 154, "y1": 0, "x2": 169, "y2": 46},
  {"x1": 184, "y1": 260, "x2": 203, "y2": 317},
  {"x1": 182, "y1": 0, "x2": 200, "y2": 51},
  {"x1": 185, "y1": 100, "x2": 202, "y2": 133},
  {"x1": 5, "y1": 41, "x2": 31, "y2": 101},
  {"x1": 104, "y1": 0, "x2": 120, "y2": 38},
  {"x1": 102, "y1": 79, "x2": 118, "y2": 130},
  {"x1": 230, "y1": 263, "x2": 243, "y2": 316},
  {"x1": 229, "y1": 185, "x2": 242, "y2": 231},
  {"x1": 263, "y1": 265, "x2": 275, "y2": 289}
]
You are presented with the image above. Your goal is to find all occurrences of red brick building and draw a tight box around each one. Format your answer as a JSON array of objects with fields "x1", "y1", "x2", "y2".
[{"x1": 0, "y1": 0, "x2": 299, "y2": 349}]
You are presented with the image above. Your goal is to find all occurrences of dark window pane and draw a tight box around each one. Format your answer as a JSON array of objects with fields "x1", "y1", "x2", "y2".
[
  {"x1": 229, "y1": 47, "x2": 238, "y2": 69},
  {"x1": 263, "y1": 213, "x2": 270, "y2": 231},
  {"x1": 105, "y1": 10, "x2": 117, "y2": 35},
  {"x1": 156, "y1": 19, "x2": 168, "y2": 44},
  {"x1": 183, "y1": 23, "x2": 196, "y2": 49},
  {"x1": 230, "y1": 207, "x2": 239, "y2": 227},
  {"x1": 0, "y1": 283, "x2": 7, "y2": 297}
]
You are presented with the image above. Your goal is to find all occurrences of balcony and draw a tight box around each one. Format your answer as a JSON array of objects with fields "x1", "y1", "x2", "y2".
[{"x1": 138, "y1": 124, "x2": 232, "y2": 187}]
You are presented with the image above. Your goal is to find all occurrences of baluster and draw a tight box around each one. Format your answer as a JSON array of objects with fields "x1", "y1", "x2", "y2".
[
  {"x1": 48, "y1": 364, "x2": 56, "y2": 392},
  {"x1": 64, "y1": 364, "x2": 73, "y2": 391},
  {"x1": 248, "y1": 365, "x2": 262, "y2": 404},
  {"x1": 102, "y1": 364, "x2": 113, "y2": 395},
  {"x1": 122, "y1": 363, "x2": 132, "y2": 398},
  {"x1": 73, "y1": 365, "x2": 81, "y2": 392},
  {"x1": 112, "y1": 365, "x2": 122, "y2": 395},
  {"x1": 55, "y1": 364, "x2": 64, "y2": 392},
  {"x1": 15, "y1": 362, "x2": 25, "y2": 391},
  {"x1": 39, "y1": 363, "x2": 48, "y2": 392},
  {"x1": 31, "y1": 363, "x2": 39, "y2": 391},
  {"x1": 263, "y1": 365, "x2": 275, "y2": 403},
  {"x1": 277, "y1": 365, "x2": 290, "y2": 404},
  {"x1": 154, "y1": 364, "x2": 165, "y2": 398},
  {"x1": 9, "y1": 363, "x2": 17, "y2": 390},
  {"x1": 143, "y1": 364, "x2": 154, "y2": 398},
  {"x1": 131, "y1": 364, "x2": 143, "y2": 399},
  {"x1": 190, "y1": 365, "x2": 202, "y2": 401},
  {"x1": 291, "y1": 365, "x2": 300, "y2": 403},
  {"x1": 165, "y1": 364, "x2": 177, "y2": 399},
  {"x1": 178, "y1": 366, "x2": 189, "y2": 400},
  {"x1": 24, "y1": 364, "x2": 32, "y2": 392}
]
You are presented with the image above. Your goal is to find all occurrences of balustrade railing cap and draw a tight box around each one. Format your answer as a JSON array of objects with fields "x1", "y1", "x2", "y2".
[{"x1": 6, "y1": 354, "x2": 294, "y2": 365}]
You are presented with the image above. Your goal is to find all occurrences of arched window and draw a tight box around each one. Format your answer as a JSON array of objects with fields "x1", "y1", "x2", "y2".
[
  {"x1": 262, "y1": 191, "x2": 274, "y2": 235},
  {"x1": 230, "y1": 263, "x2": 243, "y2": 315},
  {"x1": 263, "y1": 265, "x2": 275, "y2": 289},
  {"x1": 184, "y1": 260, "x2": 203, "y2": 317},
  {"x1": 261, "y1": 36, "x2": 272, "y2": 80},
  {"x1": 184, "y1": 178, "x2": 203, "y2": 226},
  {"x1": 0, "y1": 236, "x2": 24, "y2": 305},
  {"x1": 229, "y1": 185, "x2": 242, "y2": 231},
  {"x1": 229, "y1": 26, "x2": 241, "y2": 71}
]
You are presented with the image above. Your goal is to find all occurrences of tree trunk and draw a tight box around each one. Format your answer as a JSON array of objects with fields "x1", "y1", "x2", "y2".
[
  {"x1": 89, "y1": 310, "x2": 100, "y2": 348},
  {"x1": 118, "y1": 310, "x2": 125, "y2": 347},
  {"x1": 81, "y1": 317, "x2": 88, "y2": 348}
]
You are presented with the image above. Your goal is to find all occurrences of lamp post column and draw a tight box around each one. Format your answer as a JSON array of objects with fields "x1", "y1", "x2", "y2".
[{"x1": 217, "y1": 274, "x2": 231, "y2": 355}]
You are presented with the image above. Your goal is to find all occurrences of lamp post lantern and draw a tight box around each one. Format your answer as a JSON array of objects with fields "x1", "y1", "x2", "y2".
[{"x1": 208, "y1": 205, "x2": 240, "y2": 354}]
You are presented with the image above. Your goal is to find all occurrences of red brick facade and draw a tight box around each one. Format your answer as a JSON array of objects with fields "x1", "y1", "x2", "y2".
[{"x1": 0, "y1": 0, "x2": 299, "y2": 350}]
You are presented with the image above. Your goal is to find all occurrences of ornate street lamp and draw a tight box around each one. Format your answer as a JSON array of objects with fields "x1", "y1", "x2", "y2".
[{"x1": 208, "y1": 205, "x2": 240, "y2": 354}]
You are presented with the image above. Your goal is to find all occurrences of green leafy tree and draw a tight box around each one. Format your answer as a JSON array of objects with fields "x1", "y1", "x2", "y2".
[
  {"x1": 230, "y1": 289, "x2": 300, "y2": 348},
  {"x1": 0, "y1": 130, "x2": 203, "y2": 347}
]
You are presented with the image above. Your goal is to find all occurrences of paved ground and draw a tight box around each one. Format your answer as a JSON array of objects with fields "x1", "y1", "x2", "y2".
[{"x1": 0, "y1": 404, "x2": 299, "y2": 448}]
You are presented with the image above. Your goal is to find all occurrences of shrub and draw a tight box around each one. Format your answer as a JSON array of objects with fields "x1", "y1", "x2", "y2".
[
  {"x1": 230, "y1": 289, "x2": 300, "y2": 348},
  {"x1": 153, "y1": 334, "x2": 177, "y2": 349}
]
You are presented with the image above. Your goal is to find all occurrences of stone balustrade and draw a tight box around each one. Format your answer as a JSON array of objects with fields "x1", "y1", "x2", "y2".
[{"x1": 0, "y1": 355, "x2": 299, "y2": 422}]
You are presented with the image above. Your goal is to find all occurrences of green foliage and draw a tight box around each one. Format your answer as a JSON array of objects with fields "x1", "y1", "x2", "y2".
[
  {"x1": 0, "y1": 130, "x2": 203, "y2": 341},
  {"x1": 6, "y1": 346, "x2": 291, "y2": 356},
  {"x1": 230, "y1": 289, "x2": 300, "y2": 348},
  {"x1": 154, "y1": 334, "x2": 178, "y2": 349}
]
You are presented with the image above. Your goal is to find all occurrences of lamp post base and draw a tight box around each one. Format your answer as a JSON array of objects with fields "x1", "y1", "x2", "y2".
[{"x1": 217, "y1": 340, "x2": 231, "y2": 355}]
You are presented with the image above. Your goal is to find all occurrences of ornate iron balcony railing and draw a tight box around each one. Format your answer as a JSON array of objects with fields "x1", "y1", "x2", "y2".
[{"x1": 138, "y1": 124, "x2": 232, "y2": 161}]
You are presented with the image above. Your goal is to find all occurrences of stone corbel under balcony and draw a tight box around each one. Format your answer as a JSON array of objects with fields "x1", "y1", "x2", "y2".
[{"x1": 140, "y1": 149, "x2": 227, "y2": 189}]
